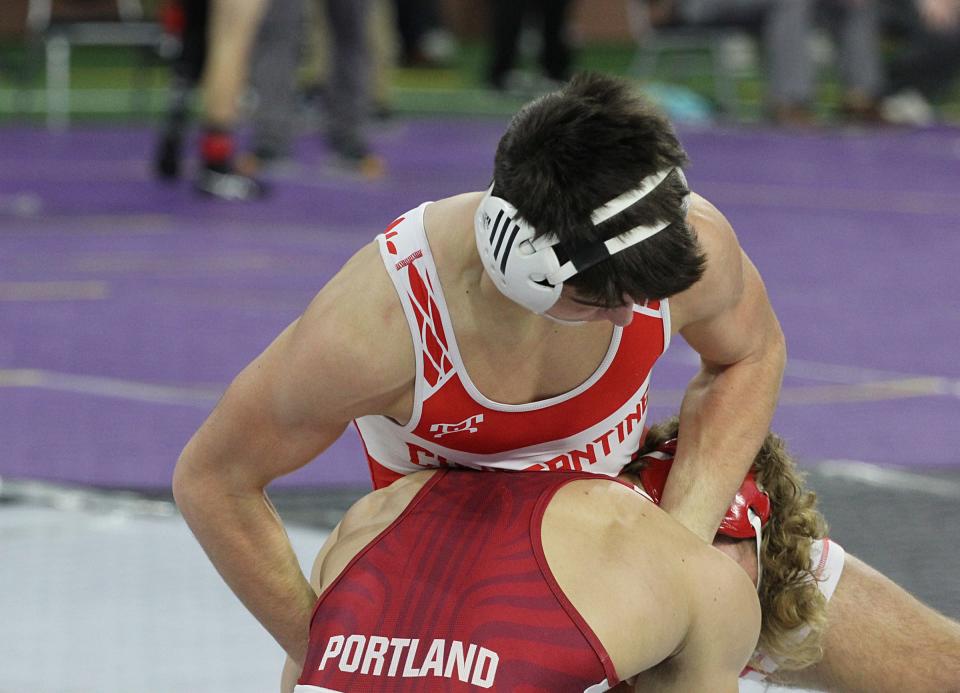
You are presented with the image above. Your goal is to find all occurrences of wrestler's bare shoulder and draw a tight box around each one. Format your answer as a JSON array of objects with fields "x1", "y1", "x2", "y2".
[
  {"x1": 340, "y1": 470, "x2": 435, "y2": 537},
  {"x1": 425, "y1": 191, "x2": 485, "y2": 226},
  {"x1": 544, "y1": 477, "x2": 709, "y2": 577},
  {"x1": 285, "y1": 239, "x2": 417, "y2": 422},
  {"x1": 669, "y1": 192, "x2": 745, "y2": 331},
  {"x1": 422, "y1": 192, "x2": 485, "y2": 265},
  {"x1": 316, "y1": 471, "x2": 436, "y2": 590},
  {"x1": 540, "y1": 478, "x2": 706, "y2": 676}
]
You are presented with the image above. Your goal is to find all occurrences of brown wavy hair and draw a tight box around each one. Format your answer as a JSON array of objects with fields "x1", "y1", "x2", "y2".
[{"x1": 630, "y1": 418, "x2": 830, "y2": 671}]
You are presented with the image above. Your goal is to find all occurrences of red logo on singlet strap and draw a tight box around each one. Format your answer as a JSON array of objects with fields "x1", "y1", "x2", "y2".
[{"x1": 384, "y1": 216, "x2": 405, "y2": 255}]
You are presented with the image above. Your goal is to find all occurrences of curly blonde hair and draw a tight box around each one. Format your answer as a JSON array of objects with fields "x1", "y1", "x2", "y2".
[{"x1": 631, "y1": 418, "x2": 830, "y2": 671}]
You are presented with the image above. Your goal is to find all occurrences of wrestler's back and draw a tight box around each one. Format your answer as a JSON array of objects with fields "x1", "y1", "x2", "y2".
[
  {"x1": 311, "y1": 471, "x2": 714, "y2": 685},
  {"x1": 302, "y1": 470, "x2": 624, "y2": 690}
]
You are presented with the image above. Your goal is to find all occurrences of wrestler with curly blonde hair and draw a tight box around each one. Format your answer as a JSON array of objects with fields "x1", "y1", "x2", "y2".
[
  {"x1": 633, "y1": 416, "x2": 960, "y2": 692},
  {"x1": 630, "y1": 417, "x2": 833, "y2": 676}
]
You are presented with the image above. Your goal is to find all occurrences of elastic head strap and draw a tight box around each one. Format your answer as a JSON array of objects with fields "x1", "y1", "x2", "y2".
[
  {"x1": 546, "y1": 216, "x2": 674, "y2": 286},
  {"x1": 748, "y1": 508, "x2": 764, "y2": 592},
  {"x1": 590, "y1": 167, "x2": 674, "y2": 225},
  {"x1": 545, "y1": 168, "x2": 680, "y2": 285}
]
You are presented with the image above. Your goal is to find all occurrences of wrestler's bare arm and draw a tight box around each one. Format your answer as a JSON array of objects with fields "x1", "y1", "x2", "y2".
[
  {"x1": 661, "y1": 195, "x2": 786, "y2": 541},
  {"x1": 772, "y1": 554, "x2": 960, "y2": 692},
  {"x1": 279, "y1": 521, "x2": 344, "y2": 693},
  {"x1": 174, "y1": 240, "x2": 415, "y2": 667}
]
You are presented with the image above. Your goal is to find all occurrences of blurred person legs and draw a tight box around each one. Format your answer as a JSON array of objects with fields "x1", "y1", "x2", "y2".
[
  {"x1": 394, "y1": 0, "x2": 451, "y2": 67},
  {"x1": 675, "y1": 0, "x2": 817, "y2": 125},
  {"x1": 154, "y1": 0, "x2": 209, "y2": 180},
  {"x1": 819, "y1": 0, "x2": 885, "y2": 123},
  {"x1": 321, "y1": 0, "x2": 385, "y2": 177},
  {"x1": 242, "y1": 0, "x2": 305, "y2": 175},
  {"x1": 675, "y1": 0, "x2": 884, "y2": 124},
  {"x1": 195, "y1": 0, "x2": 270, "y2": 199},
  {"x1": 370, "y1": 0, "x2": 400, "y2": 120},
  {"x1": 486, "y1": 0, "x2": 575, "y2": 91},
  {"x1": 880, "y1": 0, "x2": 960, "y2": 125},
  {"x1": 298, "y1": 0, "x2": 395, "y2": 128},
  {"x1": 244, "y1": 0, "x2": 393, "y2": 177},
  {"x1": 539, "y1": 0, "x2": 574, "y2": 83}
]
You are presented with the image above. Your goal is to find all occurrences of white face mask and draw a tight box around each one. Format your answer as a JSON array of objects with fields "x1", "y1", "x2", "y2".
[{"x1": 475, "y1": 167, "x2": 686, "y2": 315}]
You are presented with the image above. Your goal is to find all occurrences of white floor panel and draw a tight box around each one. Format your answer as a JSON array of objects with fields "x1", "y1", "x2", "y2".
[{"x1": 0, "y1": 503, "x2": 326, "y2": 693}]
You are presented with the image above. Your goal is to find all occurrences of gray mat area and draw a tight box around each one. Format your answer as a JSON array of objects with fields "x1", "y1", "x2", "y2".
[{"x1": 804, "y1": 465, "x2": 960, "y2": 619}]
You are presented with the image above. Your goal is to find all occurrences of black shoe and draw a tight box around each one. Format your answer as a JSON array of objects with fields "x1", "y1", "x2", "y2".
[
  {"x1": 194, "y1": 164, "x2": 266, "y2": 200},
  {"x1": 154, "y1": 132, "x2": 182, "y2": 180}
]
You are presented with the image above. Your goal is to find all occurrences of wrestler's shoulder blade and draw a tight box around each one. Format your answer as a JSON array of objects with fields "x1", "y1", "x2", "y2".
[
  {"x1": 315, "y1": 471, "x2": 436, "y2": 591},
  {"x1": 540, "y1": 479, "x2": 694, "y2": 678}
]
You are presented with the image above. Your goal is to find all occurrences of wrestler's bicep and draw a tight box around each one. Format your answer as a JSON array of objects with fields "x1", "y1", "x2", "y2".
[
  {"x1": 270, "y1": 240, "x2": 415, "y2": 437},
  {"x1": 678, "y1": 251, "x2": 781, "y2": 370},
  {"x1": 671, "y1": 197, "x2": 781, "y2": 368}
]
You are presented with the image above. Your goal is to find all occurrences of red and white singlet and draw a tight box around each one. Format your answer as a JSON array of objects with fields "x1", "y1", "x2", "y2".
[
  {"x1": 355, "y1": 203, "x2": 671, "y2": 489},
  {"x1": 296, "y1": 469, "x2": 625, "y2": 692}
]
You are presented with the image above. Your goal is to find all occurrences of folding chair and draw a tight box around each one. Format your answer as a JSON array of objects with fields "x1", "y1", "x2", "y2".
[{"x1": 27, "y1": 0, "x2": 162, "y2": 128}]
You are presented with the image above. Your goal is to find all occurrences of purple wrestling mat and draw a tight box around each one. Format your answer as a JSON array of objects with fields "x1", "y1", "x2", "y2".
[{"x1": 1, "y1": 120, "x2": 959, "y2": 489}]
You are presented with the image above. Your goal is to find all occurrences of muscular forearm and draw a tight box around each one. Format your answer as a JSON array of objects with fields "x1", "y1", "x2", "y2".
[
  {"x1": 660, "y1": 337, "x2": 785, "y2": 541},
  {"x1": 173, "y1": 464, "x2": 317, "y2": 665}
]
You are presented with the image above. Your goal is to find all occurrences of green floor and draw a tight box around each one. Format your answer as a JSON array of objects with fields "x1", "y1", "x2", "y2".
[{"x1": 0, "y1": 39, "x2": 957, "y2": 124}]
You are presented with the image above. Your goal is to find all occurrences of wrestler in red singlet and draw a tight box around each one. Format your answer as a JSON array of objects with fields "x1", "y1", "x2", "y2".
[
  {"x1": 351, "y1": 205, "x2": 845, "y2": 685},
  {"x1": 356, "y1": 204, "x2": 671, "y2": 489},
  {"x1": 297, "y1": 470, "x2": 627, "y2": 692}
]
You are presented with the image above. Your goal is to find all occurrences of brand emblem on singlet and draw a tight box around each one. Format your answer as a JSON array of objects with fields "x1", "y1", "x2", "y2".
[
  {"x1": 430, "y1": 414, "x2": 484, "y2": 438},
  {"x1": 394, "y1": 250, "x2": 423, "y2": 271}
]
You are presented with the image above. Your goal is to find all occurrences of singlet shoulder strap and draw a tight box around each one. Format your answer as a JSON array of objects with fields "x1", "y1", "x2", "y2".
[
  {"x1": 528, "y1": 472, "x2": 632, "y2": 688},
  {"x1": 374, "y1": 203, "x2": 459, "y2": 426}
]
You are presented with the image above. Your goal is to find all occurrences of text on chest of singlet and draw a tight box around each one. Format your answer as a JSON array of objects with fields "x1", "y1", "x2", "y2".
[{"x1": 410, "y1": 395, "x2": 647, "y2": 472}]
